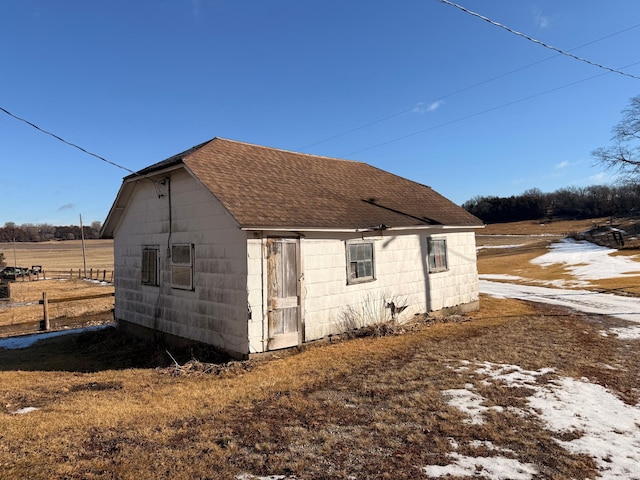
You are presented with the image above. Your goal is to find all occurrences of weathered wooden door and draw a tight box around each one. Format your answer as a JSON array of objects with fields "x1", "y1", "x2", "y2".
[{"x1": 267, "y1": 237, "x2": 301, "y2": 350}]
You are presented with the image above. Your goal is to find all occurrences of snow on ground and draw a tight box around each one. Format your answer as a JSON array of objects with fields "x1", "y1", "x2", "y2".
[
  {"x1": 441, "y1": 386, "x2": 503, "y2": 424},
  {"x1": 0, "y1": 324, "x2": 113, "y2": 350},
  {"x1": 10, "y1": 407, "x2": 39, "y2": 415},
  {"x1": 424, "y1": 452, "x2": 537, "y2": 480},
  {"x1": 427, "y1": 361, "x2": 640, "y2": 480},
  {"x1": 480, "y1": 238, "x2": 640, "y2": 339},
  {"x1": 531, "y1": 238, "x2": 640, "y2": 281},
  {"x1": 480, "y1": 280, "x2": 640, "y2": 334}
]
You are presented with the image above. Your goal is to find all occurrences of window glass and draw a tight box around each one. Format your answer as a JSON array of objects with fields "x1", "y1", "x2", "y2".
[
  {"x1": 141, "y1": 247, "x2": 158, "y2": 286},
  {"x1": 171, "y1": 244, "x2": 194, "y2": 289},
  {"x1": 347, "y1": 242, "x2": 375, "y2": 284},
  {"x1": 427, "y1": 238, "x2": 448, "y2": 273}
]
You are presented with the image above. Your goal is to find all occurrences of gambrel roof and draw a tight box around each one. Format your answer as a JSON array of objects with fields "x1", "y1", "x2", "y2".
[{"x1": 102, "y1": 137, "x2": 482, "y2": 236}]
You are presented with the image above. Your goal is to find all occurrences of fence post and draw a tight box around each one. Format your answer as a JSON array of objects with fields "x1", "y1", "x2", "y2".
[{"x1": 41, "y1": 292, "x2": 50, "y2": 331}]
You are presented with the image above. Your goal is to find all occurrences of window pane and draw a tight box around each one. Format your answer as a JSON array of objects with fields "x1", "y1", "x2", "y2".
[
  {"x1": 349, "y1": 262, "x2": 358, "y2": 279},
  {"x1": 172, "y1": 265, "x2": 192, "y2": 288},
  {"x1": 142, "y1": 248, "x2": 158, "y2": 285},
  {"x1": 171, "y1": 244, "x2": 193, "y2": 289},
  {"x1": 172, "y1": 245, "x2": 191, "y2": 264},
  {"x1": 427, "y1": 238, "x2": 447, "y2": 272},
  {"x1": 347, "y1": 242, "x2": 375, "y2": 282}
]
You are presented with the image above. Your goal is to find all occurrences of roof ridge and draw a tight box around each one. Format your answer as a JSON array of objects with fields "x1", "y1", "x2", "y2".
[{"x1": 209, "y1": 136, "x2": 367, "y2": 165}]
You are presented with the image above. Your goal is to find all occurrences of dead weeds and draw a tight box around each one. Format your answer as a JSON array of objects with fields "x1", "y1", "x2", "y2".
[{"x1": 1, "y1": 297, "x2": 638, "y2": 479}]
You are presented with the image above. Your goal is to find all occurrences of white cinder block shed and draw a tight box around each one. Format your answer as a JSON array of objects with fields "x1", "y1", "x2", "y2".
[{"x1": 101, "y1": 138, "x2": 484, "y2": 357}]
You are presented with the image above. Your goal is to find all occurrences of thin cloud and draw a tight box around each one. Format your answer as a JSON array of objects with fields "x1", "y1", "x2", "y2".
[
  {"x1": 534, "y1": 9, "x2": 551, "y2": 29},
  {"x1": 58, "y1": 203, "x2": 75, "y2": 211},
  {"x1": 589, "y1": 172, "x2": 609, "y2": 183},
  {"x1": 555, "y1": 161, "x2": 570, "y2": 169},
  {"x1": 413, "y1": 100, "x2": 445, "y2": 114}
]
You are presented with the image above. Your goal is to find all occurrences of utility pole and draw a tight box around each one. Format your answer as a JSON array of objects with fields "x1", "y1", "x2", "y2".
[{"x1": 80, "y1": 214, "x2": 87, "y2": 278}]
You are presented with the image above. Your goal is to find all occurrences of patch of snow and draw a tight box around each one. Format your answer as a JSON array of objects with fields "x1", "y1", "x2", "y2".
[
  {"x1": 442, "y1": 389, "x2": 488, "y2": 424},
  {"x1": 442, "y1": 388, "x2": 503, "y2": 424},
  {"x1": 529, "y1": 376, "x2": 640, "y2": 479},
  {"x1": 0, "y1": 324, "x2": 113, "y2": 350},
  {"x1": 10, "y1": 407, "x2": 39, "y2": 415},
  {"x1": 481, "y1": 238, "x2": 640, "y2": 338},
  {"x1": 423, "y1": 452, "x2": 538, "y2": 479},
  {"x1": 480, "y1": 280, "x2": 640, "y2": 335},
  {"x1": 475, "y1": 362, "x2": 555, "y2": 386},
  {"x1": 435, "y1": 362, "x2": 640, "y2": 479},
  {"x1": 83, "y1": 278, "x2": 111, "y2": 286},
  {"x1": 531, "y1": 238, "x2": 640, "y2": 280},
  {"x1": 605, "y1": 325, "x2": 640, "y2": 340}
]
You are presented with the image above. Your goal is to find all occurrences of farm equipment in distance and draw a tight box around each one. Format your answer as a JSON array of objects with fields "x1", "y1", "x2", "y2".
[{"x1": 0, "y1": 265, "x2": 43, "y2": 281}]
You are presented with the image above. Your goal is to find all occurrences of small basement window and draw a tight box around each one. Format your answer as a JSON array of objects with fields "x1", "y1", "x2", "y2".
[
  {"x1": 141, "y1": 247, "x2": 159, "y2": 286},
  {"x1": 171, "y1": 243, "x2": 194, "y2": 290},
  {"x1": 346, "y1": 241, "x2": 375, "y2": 284},
  {"x1": 427, "y1": 238, "x2": 448, "y2": 273}
]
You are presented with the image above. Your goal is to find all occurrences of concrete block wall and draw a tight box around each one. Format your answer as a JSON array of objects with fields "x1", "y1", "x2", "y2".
[
  {"x1": 302, "y1": 232, "x2": 427, "y2": 341},
  {"x1": 113, "y1": 170, "x2": 249, "y2": 356}
]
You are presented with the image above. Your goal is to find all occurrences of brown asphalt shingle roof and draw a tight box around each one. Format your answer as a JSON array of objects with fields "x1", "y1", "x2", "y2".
[{"x1": 134, "y1": 137, "x2": 482, "y2": 230}]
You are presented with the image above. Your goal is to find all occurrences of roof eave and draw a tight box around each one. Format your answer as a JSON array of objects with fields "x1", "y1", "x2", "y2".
[{"x1": 240, "y1": 224, "x2": 484, "y2": 233}]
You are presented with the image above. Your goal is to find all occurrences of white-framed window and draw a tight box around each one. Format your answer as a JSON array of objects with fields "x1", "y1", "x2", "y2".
[
  {"x1": 141, "y1": 247, "x2": 159, "y2": 286},
  {"x1": 171, "y1": 243, "x2": 194, "y2": 290},
  {"x1": 346, "y1": 241, "x2": 375, "y2": 284},
  {"x1": 427, "y1": 237, "x2": 448, "y2": 273}
]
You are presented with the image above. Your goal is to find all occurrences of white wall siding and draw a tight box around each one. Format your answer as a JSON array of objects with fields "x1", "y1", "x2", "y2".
[
  {"x1": 300, "y1": 230, "x2": 479, "y2": 341},
  {"x1": 424, "y1": 232, "x2": 479, "y2": 312},
  {"x1": 113, "y1": 169, "x2": 250, "y2": 355},
  {"x1": 246, "y1": 237, "x2": 265, "y2": 354},
  {"x1": 301, "y1": 232, "x2": 426, "y2": 341}
]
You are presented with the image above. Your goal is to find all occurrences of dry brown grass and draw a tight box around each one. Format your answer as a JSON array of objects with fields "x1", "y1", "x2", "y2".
[
  {"x1": 477, "y1": 220, "x2": 640, "y2": 296},
  {"x1": 0, "y1": 279, "x2": 114, "y2": 329},
  {"x1": 480, "y1": 217, "x2": 612, "y2": 235},
  {"x1": 1, "y1": 221, "x2": 639, "y2": 478},
  {"x1": 0, "y1": 239, "x2": 114, "y2": 271},
  {"x1": 1, "y1": 240, "x2": 114, "y2": 329},
  {"x1": 1, "y1": 296, "x2": 637, "y2": 479}
]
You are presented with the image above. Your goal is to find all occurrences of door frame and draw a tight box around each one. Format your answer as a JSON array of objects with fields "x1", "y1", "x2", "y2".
[{"x1": 264, "y1": 236, "x2": 303, "y2": 350}]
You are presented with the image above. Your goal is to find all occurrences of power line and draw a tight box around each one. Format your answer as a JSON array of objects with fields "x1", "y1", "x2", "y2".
[
  {"x1": 299, "y1": 21, "x2": 640, "y2": 151},
  {"x1": 438, "y1": 0, "x2": 640, "y2": 81},
  {"x1": 0, "y1": 106, "x2": 136, "y2": 175},
  {"x1": 342, "y1": 60, "x2": 640, "y2": 157}
]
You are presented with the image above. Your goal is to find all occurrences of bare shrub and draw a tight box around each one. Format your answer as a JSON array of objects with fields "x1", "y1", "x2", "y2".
[{"x1": 338, "y1": 291, "x2": 408, "y2": 338}]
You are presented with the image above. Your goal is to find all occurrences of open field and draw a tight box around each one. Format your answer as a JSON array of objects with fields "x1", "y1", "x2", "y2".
[
  {"x1": 0, "y1": 239, "x2": 114, "y2": 271},
  {"x1": 1, "y1": 220, "x2": 639, "y2": 478},
  {"x1": 477, "y1": 218, "x2": 640, "y2": 297},
  {"x1": 0, "y1": 240, "x2": 114, "y2": 330}
]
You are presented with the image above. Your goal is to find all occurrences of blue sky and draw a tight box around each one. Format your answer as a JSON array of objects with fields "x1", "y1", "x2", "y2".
[{"x1": 1, "y1": 0, "x2": 639, "y2": 226}]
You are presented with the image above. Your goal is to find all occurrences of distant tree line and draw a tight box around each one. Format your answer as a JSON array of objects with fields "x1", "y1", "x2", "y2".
[
  {"x1": 462, "y1": 183, "x2": 640, "y2": 224},
  {"x1": 0, "y1": 221, "x2": 102, "y2": 243}
]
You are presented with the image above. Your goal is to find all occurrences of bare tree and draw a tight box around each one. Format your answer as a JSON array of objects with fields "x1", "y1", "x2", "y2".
[{"x1": 593, "y1": 95, "x2": 640, "y2": 179}]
